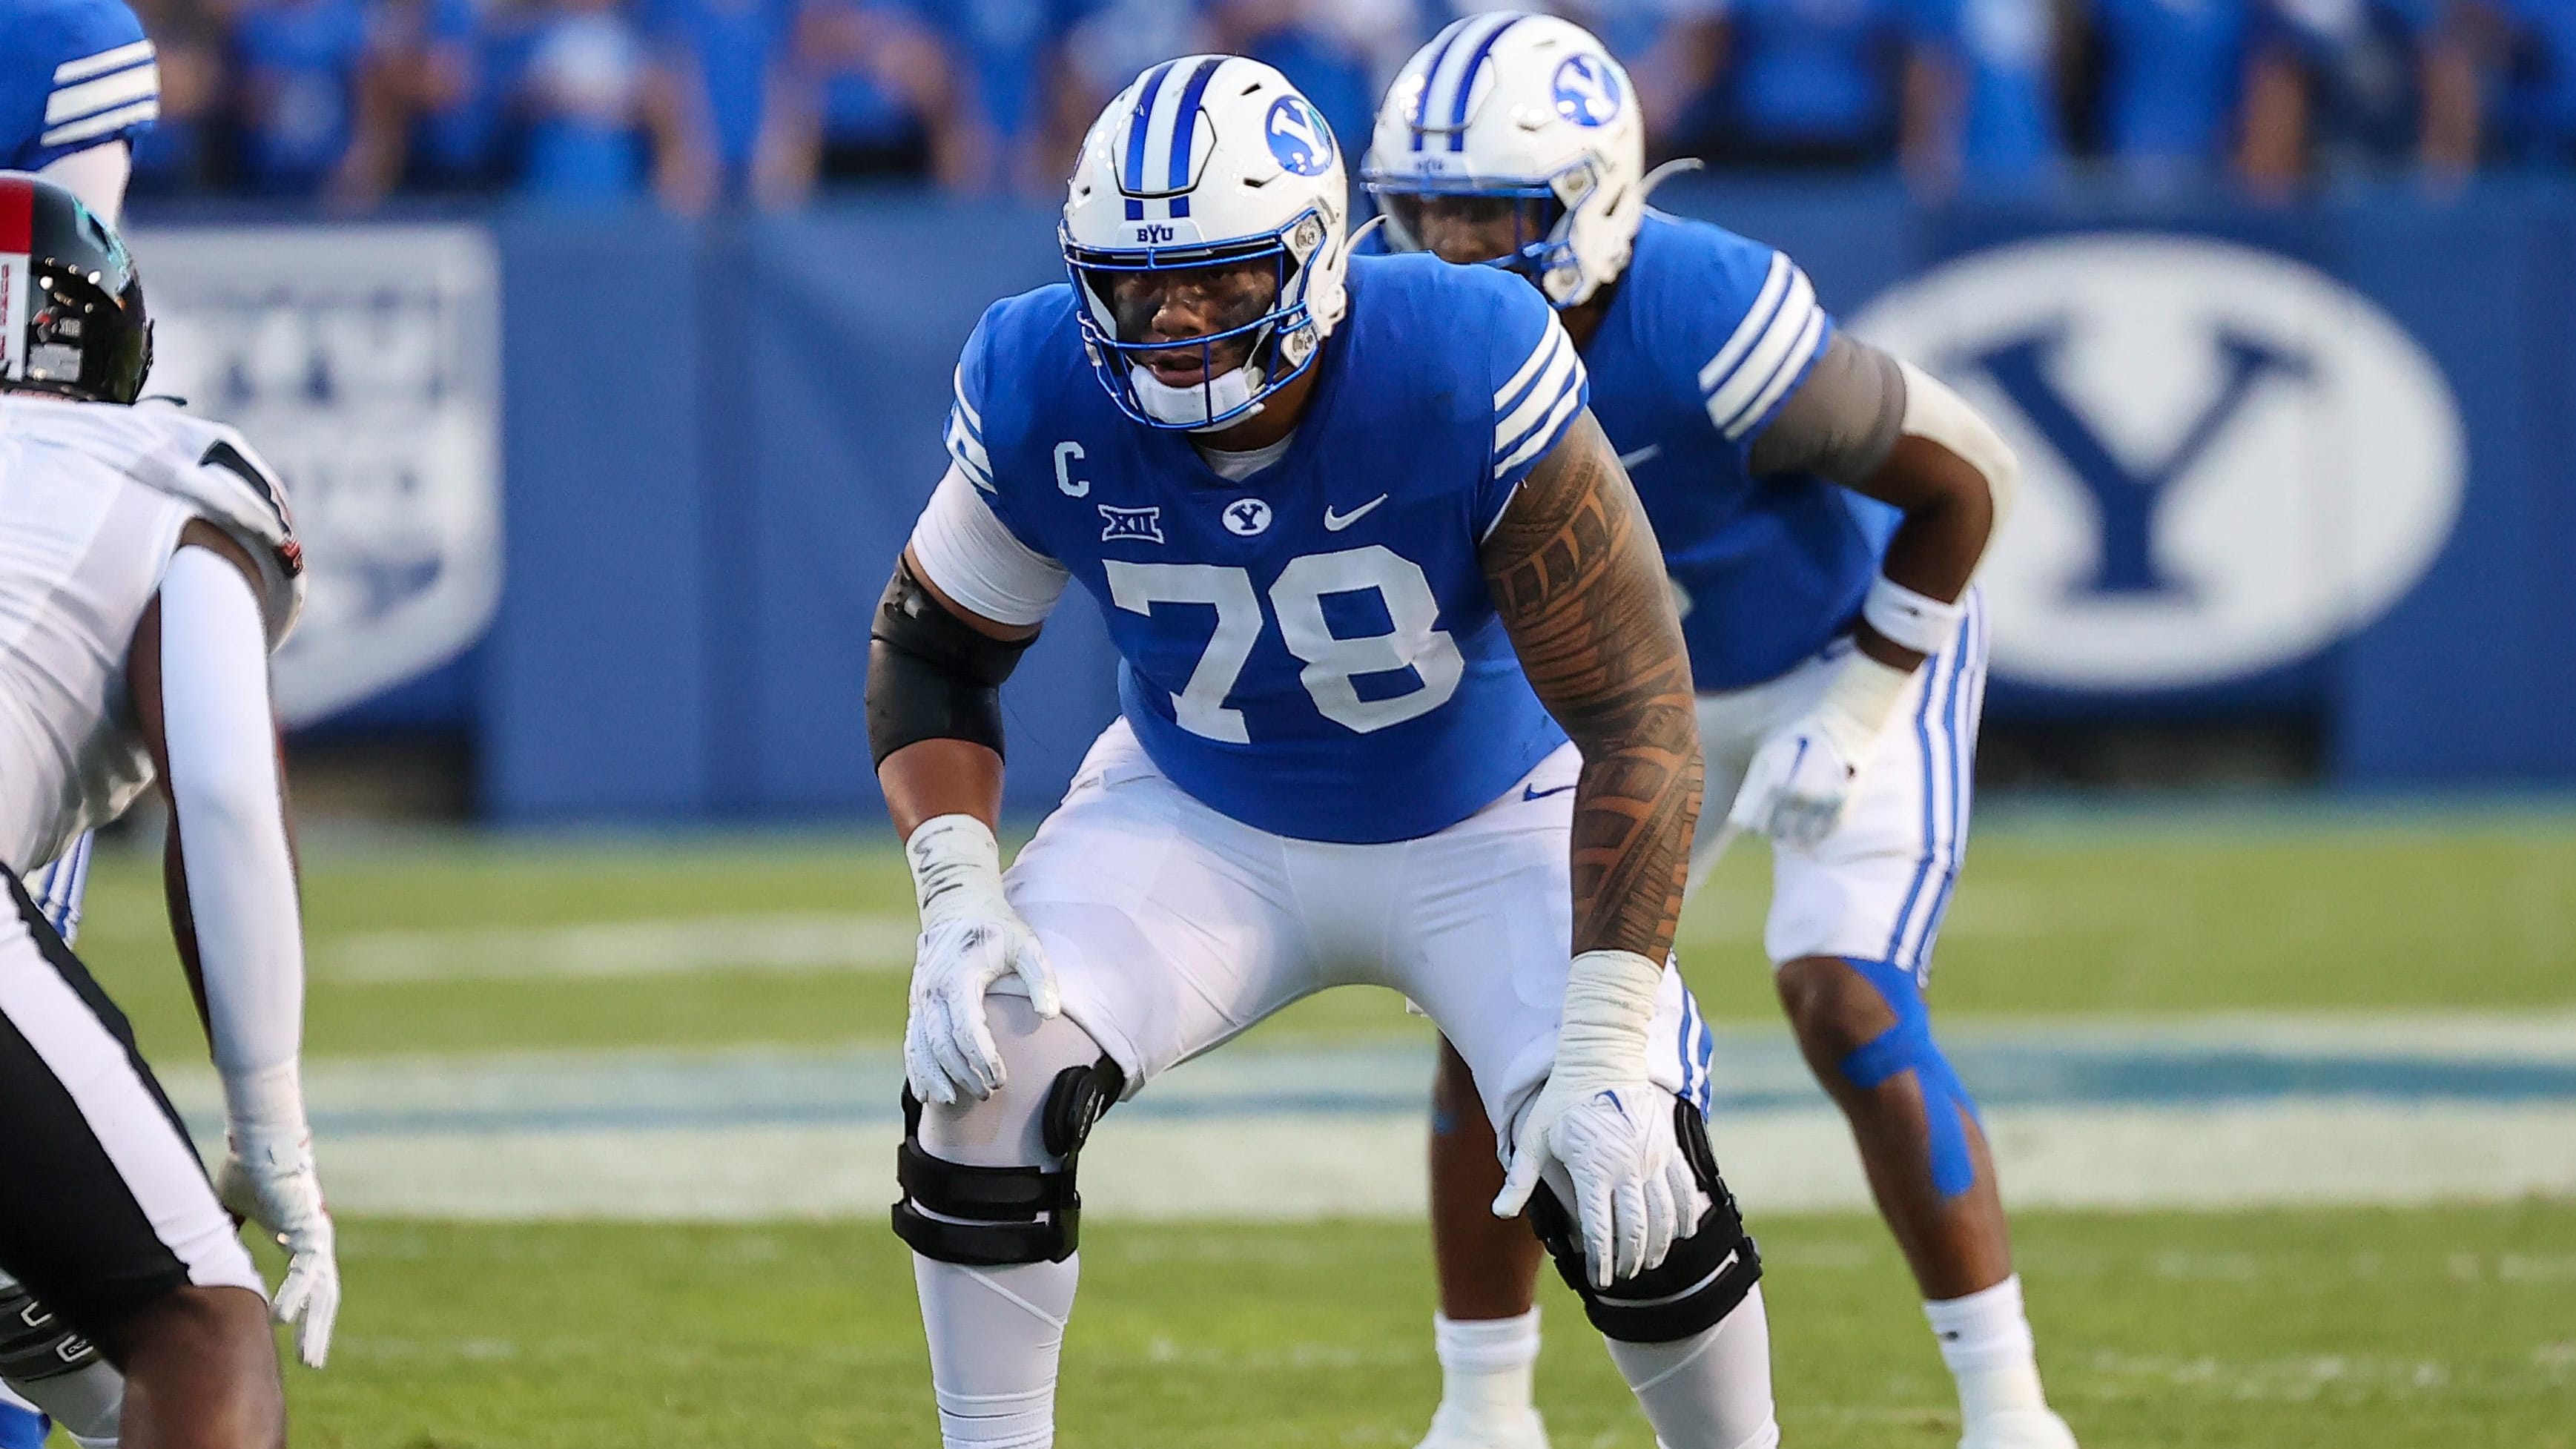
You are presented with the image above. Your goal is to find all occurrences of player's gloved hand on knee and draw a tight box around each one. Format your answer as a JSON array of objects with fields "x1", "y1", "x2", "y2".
[
  {"x1": 214, "y1": 1069, "x2": 339, "y2": 1370},
  {"x1": 1494, "y1": 950, "x2": 1702, "y2": 1286},
  {"x1": 1727, "y1": 650, "x2": 1915, "y2": 850},
  {"x1": 902, "y1": 813, "x2": 1062, "y2": 1105}
]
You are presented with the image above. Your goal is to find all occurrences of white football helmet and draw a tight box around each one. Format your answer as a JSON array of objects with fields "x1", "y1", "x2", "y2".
[
  {"x1": 1363, "y1": 12, "x2": 1645, "y2": 308},
  {"x1": 1061, "y1": 55, "x2": 1354, "y2": 431}
]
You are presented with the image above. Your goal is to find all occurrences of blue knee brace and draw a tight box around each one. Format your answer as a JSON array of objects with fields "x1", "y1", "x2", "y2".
[{"x1": 1834, "y1": 958, "x2": 1983, "y2": 1198}]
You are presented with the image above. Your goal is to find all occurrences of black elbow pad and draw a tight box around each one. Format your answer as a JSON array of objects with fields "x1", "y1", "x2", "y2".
[{"x1": 866, "y1": 561, "x2": 1037, "y2": 766}]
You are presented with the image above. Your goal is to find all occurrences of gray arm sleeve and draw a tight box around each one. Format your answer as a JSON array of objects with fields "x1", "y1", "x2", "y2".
[{"x1": 1744, "y1": 330, "x2": 1907, "y2": 486}]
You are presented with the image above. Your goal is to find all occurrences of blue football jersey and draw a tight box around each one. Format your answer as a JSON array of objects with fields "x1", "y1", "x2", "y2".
[
  {"x1": 947, "y1": 254, "x2": 1583, "y2": 845},
  {"x1": 1582, "y1": 209, "x2": 1879, "y2": 692},
  {"x1": 0, "y1": 0, "x2": 156, "y2": 171}
]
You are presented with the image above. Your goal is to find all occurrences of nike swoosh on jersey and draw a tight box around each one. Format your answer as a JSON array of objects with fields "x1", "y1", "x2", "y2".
[
  {"x1": 1522, "y1": 782, "x2": 1576, "y2": 801},
  {"x1": 1322, "y1": 495, "x2": 1389, "y2": 531},
  {"x1": 1617, "y1": 444, "x2": 1662, "y2": 469}
]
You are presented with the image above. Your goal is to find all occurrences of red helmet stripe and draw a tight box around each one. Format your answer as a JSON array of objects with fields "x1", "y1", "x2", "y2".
[{"x1": 0, "y1": 177, "x2": 31, "y2": 254}]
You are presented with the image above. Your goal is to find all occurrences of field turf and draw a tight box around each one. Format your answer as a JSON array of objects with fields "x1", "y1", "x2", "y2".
[
  {"x1": 50, "y1": 807, "x2": 2576, "y2": 1446},
  {"x1": 274, "y1": 1204, "x2": 2576, "y2": 1448}
]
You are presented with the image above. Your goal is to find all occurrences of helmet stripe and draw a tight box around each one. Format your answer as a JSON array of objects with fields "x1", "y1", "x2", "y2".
[
  {"x1": 1407, "y1": 18, "x2": 1479, "y2": 151},
  {"x1": 0, "y1": 179, "x2": 30, "y2": 253},
  {"x1": 1163, "y1": 56, "x2": 1226, "y2": 219},
  {"x1": 1443, "y1": 13, "x2": 1527, "y2": 150},
  {"x1": 1123, "y1": 59, "x2": 1179, "y2": 197}
]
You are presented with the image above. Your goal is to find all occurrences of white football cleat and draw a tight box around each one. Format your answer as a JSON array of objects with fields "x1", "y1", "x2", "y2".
[
  {"x1": 1413, "y1": 1403, "x2": 1550, "y2": 1449},
  {"x1": 1960, "y1": 1408, "x2": 2079, "y2": 1449}
]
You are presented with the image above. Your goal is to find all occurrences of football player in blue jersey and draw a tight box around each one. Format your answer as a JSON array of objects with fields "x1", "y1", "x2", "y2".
[
  {"x1": 2, "y1": 10, "x2": 157, "y2": 1446},
  {"x1": 1, "y1": 0, "x2": 157, "y2": 224},
  {"x1": 873, "y1": 54, "x2": 1781, "y2": 1449},
  {"x1": 1363, "y1": 15, "x2": 2068, "y2": 1449}
]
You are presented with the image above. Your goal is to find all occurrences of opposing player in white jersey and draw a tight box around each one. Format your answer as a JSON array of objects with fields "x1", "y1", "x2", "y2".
[
  {"x1": 876, "y1": 56, "x2": 1779, "y2": 1449},
  {"x1": 0, "y1": 16, "x2": 156, "y2": 1442},
  {"x1": 0, "y1": 174, "x2": 338, "y2": 1449},
  {"x1": 1365, "y1": 16, "x2": 2069, "y2": 1449},
  {"x1": 0, "y1": 17, "x2": 156, "y2": 1445}
]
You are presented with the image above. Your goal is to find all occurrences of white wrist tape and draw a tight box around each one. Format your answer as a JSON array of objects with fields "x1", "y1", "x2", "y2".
[
  {"x1": 1549, "y1": 949, "x2": 1667, "y2": 1091},
  {"x1": 1817, "y1": 649, "x2": 1916, "y2": 759},
  {"x1": 159, "y1": 545, "x2": 308, "y2": 1137},
  {"x1": 905, "y1": 813, "x2": 1010, "y2": 930},
  {"x1": 1862, "y1": 575, "x2": 1964, "y2": 657}
]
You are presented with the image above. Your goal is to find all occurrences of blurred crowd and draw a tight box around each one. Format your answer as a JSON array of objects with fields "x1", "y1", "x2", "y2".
[{"x1": 124, "y1": 0, "x2": 2576, "y2": 212}]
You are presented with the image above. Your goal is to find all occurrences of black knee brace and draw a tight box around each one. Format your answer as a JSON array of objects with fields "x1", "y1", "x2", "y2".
[
  {"x1": 891, "y1": 1057, "x2": 1125, "y2": 1267},
  {"x1": 0, "y1": 1280, "x2": 101, "y2": 1381},
  {"x1": 1526, "y1": 1097, "x2": 1764, "y2": 1344}
]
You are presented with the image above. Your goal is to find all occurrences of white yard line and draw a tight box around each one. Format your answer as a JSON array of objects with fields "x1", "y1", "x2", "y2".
[
  {"x1": 140, "y1": 1016, "x2": 2576, "y2": 1221},
  {"x1": 294, "y1": 1102, "x2": 2576, "y2": 1222},
  {"x1": 311, "y1": 914, "x2": 919, "y2": 983}
]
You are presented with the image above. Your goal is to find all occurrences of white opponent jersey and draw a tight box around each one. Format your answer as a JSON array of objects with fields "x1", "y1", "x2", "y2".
[{"x1": 0, "y1": 397, "x2": 302, "y2": 876}]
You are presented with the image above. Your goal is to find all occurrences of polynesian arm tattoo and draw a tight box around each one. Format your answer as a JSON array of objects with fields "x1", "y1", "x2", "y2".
[{"x1": 1481, "y1": 409, "x2": 1703, "y2": 963}]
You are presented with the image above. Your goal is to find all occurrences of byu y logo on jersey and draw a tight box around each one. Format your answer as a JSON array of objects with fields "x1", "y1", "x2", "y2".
[
  {"x1": 1266, "y1": 96, "x2": 1334, "y2": 176},
  {"x1": 1854, "y1": 234, "x2": 2463, "y2": 690},
  {"x1": 1222, "y1": 498, "x2": 1272, "y2": 536},
  {"x1": 1551, "y1": 54, "x2": 1622, "y2": 127}
]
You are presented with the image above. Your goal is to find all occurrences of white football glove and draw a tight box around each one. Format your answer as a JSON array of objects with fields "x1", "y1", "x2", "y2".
[
  {"x1": 902, "y1": 814, "x2": 1061, "y2": 1105},
  {"x1": 215, "y1": 1121, "x2": 338, "y2": 1369},
  {"x1": 1494, "y1": 950, "x2": 1702, "y2": 1287},
  {"x1": 1727, "y1": 650, "x2": 1915, "y2": 851}
]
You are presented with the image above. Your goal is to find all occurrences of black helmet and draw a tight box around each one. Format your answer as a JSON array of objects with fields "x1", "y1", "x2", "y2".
[{"x1": 1, "y1": 172, "x2": 151, "y2": 405}]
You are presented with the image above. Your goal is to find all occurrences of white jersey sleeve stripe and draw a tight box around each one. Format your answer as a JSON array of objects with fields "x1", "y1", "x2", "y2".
[
  {"x1": 1495, "y1": 380, "x2": 1584, "y2": 478},
  {"x1": 1696, "y1": 253, "x2": 1793, "y2": 395},
  {"x1": 1492, "y1": 311, "x2": 1565, "y2": 409},
  {"x1": 909, "y1": 463, "x2": 1069, "y2": 627},
  {"x1": 942, "y1": 410, "x2": 994, "y2": 491},
  {"x1": 45, "y1": 62, "x2": 160, "y2": 127},
  {"x1": 1722, "y1": 306, "x2": 1825, "y2": 440},
  {"x1": 1493, "y1": 325, "x2": 1577, "y2": 455},
  {"x1": 1703, "y1": 268, "x2": 1817, "y2": 431},
  {"x1": 950, "y1": 366, "x2": 983, "y2": 436},
  {"x1": 53, "y1": 40, "x2": 155, "y2": 85},
  {"x1": 40, "y1": 99, "x2": 159, "y2": 150}
]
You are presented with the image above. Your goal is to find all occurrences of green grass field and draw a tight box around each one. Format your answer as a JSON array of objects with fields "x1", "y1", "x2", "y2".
[{"x1": 57, "y1": 809, "x2": 2576, "y2": 1446}]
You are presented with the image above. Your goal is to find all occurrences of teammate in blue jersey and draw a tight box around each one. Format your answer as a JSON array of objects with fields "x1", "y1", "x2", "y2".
[
  {"x1": 1364, "y1": 14, "x2": 2063, "y2": 1449},
  {"x1": 874, "y1": 54, "x2": 1782, "y2": 1449},
  {"x1": 1, "y1": 0, "x2": 156, "y2": 224},
  {"x1": 2, "y1": 5, "x2": 156, "y2": 1445}
]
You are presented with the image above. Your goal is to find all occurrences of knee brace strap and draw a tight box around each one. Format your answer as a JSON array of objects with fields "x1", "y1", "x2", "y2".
[
  {"x1": 891, "y1": 1057, "x2": 1125, "y2": 1267},
  {"x1": 0, "y1": 1281, "x2": 100, "y2": 1381},
  {"x1": 1835, "y1": 957, "x2": 1981, "y2": 1198},
  {"x1": 1526, "y1": 1098, "x2": 1764, "y2": 1344}
]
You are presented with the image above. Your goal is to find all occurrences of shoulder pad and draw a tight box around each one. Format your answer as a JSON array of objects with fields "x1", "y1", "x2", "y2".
[{"x1": 118, "y1": 406, "x2": 306, "y2": 645}]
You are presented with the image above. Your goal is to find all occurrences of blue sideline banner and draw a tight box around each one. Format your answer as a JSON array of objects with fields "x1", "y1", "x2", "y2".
[{"x1": 218, "y1": 184, "x2": 2558, "y2": 819}]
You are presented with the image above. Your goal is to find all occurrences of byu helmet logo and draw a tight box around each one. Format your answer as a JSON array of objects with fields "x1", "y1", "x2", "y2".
[
  {"x1": 1222, "y1": 498, "x2": 1273, "y2": 536},
  {"x1": 1266, "y1": 96, "x2": 1335, "y2": 177},
  {"x1": 1551, "y1": 54, "x2": 1621, "y2": 128},
  {"x1": 1853, "y1": 234, "x2": 2464, "y2": 691}
]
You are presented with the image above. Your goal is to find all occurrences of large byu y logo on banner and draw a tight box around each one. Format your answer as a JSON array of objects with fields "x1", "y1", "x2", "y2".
[{"x1": 1853, "y1": 234, "x2": 2465, "y2": 690}]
